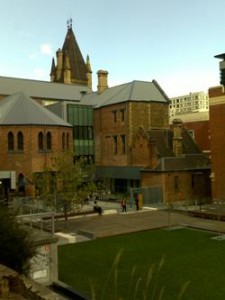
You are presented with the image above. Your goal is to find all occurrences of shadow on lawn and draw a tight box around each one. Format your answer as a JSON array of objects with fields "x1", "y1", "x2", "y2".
[{"x1": 89, "y1": 249, "x2": 190, "y2": 300}]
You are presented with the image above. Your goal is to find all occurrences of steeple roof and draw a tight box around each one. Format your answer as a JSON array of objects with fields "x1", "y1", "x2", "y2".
[
  {"x1": 0, "y1": 92, "x2": 72, "y2": 127},
  {"x1": 61, "y1": 24, "x2": 88, "y2": 84}
]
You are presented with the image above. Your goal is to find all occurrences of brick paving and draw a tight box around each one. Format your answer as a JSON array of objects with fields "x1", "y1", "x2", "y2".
[{"x1": 55, "y1": 208, "x2": 225, "y2": 238}]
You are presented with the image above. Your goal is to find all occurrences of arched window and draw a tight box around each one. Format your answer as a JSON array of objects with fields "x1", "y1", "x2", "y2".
[
  {"x1": 46, "y1": 132, "x2": 52, "y2": 150},
  {"x1": 38, "y1": 132, "x2": 44, "y2": 150},
  {"x1": 8, "y1": 132, "x2": 14, "y2": 151},
  {"x1": 66, "y1": 133, "x2": 70, "y2": 150},
  {"x1": 17, "y1": 131, "x2": 24, "y2": 151},
  {"x1": 62, "y1": 132, "x2": 65, "y2": 150}
]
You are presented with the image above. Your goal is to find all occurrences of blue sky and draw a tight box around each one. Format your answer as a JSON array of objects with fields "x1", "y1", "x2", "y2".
[{"x1": 1, "y1": 0, "x2": 225, "y2": 97}]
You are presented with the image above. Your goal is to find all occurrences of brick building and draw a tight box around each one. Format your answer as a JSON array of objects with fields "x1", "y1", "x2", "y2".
[
  {"x1": 0, "y1": 21, "x2": 212, "y2": 204},
  {"x1": 0, "y1": 92, "x2": 72, "y2": 198},
  {"x1": 209, "y1": 84, "x2": 225, "y2": 200},
  {"x1": 207, "y1": 53, "x2": 225, "y2": 201}
]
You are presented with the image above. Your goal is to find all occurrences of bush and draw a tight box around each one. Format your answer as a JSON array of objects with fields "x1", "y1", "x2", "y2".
[{"x1": 0, "y1": 207, "x2": 36, "y2": 274}]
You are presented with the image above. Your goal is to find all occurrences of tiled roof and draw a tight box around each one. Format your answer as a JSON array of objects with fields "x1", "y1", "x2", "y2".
[
  {"x1": 81, "y1": 80, "x2": 170, "y2": 107},
  {"x1": 62, "y1": 27, "x2": 88, "y2": 84},
  {"x1": 0, "y1": 76, "x2": 91, "y2": 101},
  {"x1": 146, "y1": 127, "x2": 210, "y2": 171},
  {"x1": 0, "y1": 92, "x2": 72, "y2": 126}
]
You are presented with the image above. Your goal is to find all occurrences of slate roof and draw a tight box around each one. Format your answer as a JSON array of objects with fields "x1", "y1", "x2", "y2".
[
  {"x1": 0, "y1": 92, "x2": 72, "y2": 126},
  {"x1": 145, "y1": 127, "x2": 210, "y2": 172},
  {"x1": 61, "y1": 27, "x2": 88, "y2": 83},
  {"x1": 0, "y1": 76, "x2": 91, "y2": 101},
  {"x1": 81, "y1": 80, "x2": 170, "y2": 107}
]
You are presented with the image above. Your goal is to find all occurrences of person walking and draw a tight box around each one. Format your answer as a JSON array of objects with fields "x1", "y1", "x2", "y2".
[
  {"x1": 121, "y1": 198, "x2": 127, "y2": 213},
  {"x1": 134, "y1": 192, "x2": 139, "y2": 210}
]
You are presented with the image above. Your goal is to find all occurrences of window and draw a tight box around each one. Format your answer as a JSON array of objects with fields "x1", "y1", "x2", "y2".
[
  {"x1": 17, "y1": 131, "x2": 23, "y2": 151},
  {"x1": 120, "y1": 109, "x2": 126, "y2": 122},
  {"x1": 121, "y1": 135, "x2": 126, "y2": 154},
  {"x1": 8, "y1": 132, "x2": 14, "y2": 151},
  {"x1": 66, "y1": 133, "x2": 70, "y2": 150},
  {"x1": 112, "y1": 110, "x2": 117, "y2": 123},
  {"x1": 62, "y1": 132, "x2": 65, "y2": 150},
  {"x1": 174, "y1": 176, "x2": 179, "y2": 191},
  {"x1": 38, "y1": 132, "x2": 44, "y2": 150},
  {"x1": 46, "y1": 132, "x2": 52, "y2": 150},
  {"x1": 113, "y1": 136, "x2": 118, "y2": 154}
]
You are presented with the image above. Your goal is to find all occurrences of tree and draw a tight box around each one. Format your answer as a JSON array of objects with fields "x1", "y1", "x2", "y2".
[
  {"x1": 0, "y1": 207, "x2": 36, "y2": 275},
  {"x1": 33, "y1": 151, "x2": 97, "y2": 221}
]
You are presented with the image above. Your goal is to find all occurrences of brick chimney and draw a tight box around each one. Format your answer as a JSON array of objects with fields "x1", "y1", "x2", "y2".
[
  {"x1": 172, "y1": 118, "x2": 183, "y2": 157},
  {"x1": 97, "y1": 70, "x2": 108, "y2": 93}
]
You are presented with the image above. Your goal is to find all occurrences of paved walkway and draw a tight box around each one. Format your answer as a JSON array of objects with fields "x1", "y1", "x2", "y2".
[{"x1": 55, "y1": 207, "x2": 225, "y2": 238}]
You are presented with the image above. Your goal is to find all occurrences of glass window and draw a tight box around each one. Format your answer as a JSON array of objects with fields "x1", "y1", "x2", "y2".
[
  {"x1": 62, "y1": 132, "x2": 65, "y2": 150},
  {"x1": 112, "y1": 110, "x2": 117, "y2": 122},
  {"x1": 121, "y1": 135, "x2": 126, "y2": 154},
  {"x1": 8, "y1": 132, "x2": 14, "y2": 151},
  {"x1": 17, "y1": 131, "x2": 24, "y2": 151},
  {"x1": 46, "y1": 132, "x2": 52, "y2": 150},
  {"x1": 38, "y1": 132, "x2": 44, "y2": 150},
  {"x1": 113, "y1": 136, "x2": 118, "y2": 154},
  {"x1": 66, "y1": 133, "x2": 70, "y2": 150}
]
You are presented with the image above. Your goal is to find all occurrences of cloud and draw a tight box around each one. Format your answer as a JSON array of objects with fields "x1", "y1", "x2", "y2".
[{"x1": 40, "y1": 44, "x2": 53, "y2": 56}]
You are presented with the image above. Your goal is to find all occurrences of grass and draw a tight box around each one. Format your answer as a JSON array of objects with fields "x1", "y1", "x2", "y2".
[{"x1": 58, "y1": 228, "x2": 225, "y2": 300}]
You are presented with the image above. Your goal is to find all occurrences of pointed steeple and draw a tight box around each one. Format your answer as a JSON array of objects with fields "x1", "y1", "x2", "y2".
[
  {"x1": 51, "y1": 20, "x2": 89, "y2": 86},
  {"x1": 50, "y1": 58, "x2": 56, "y2": 82}
]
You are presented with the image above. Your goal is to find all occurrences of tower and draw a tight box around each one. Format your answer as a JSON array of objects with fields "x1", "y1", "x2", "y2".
[{"x1": 50, "y1": 19, "x2": 92, "y2": 88}]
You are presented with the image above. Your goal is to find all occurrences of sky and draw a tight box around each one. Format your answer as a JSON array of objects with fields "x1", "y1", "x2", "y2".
[{"x1": 1, "y1": 0, "x2": 225, "y2": 97}]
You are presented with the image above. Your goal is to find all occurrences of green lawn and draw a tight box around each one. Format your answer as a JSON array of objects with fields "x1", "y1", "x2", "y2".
[{"x1": 58, "y1": 228, "x2": 225, "y2": 300}]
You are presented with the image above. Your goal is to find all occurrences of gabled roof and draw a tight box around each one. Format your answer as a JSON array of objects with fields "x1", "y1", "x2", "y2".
[
  {"x1": 0, "y1": 76, "x2": 91, "y2": 101},
  {"x1": 81, "y1": 80, "x2": 170, "y2": 107},
  {"x1": 0, "y1": 92, "x2": 72, "y2": 127},
  {"x1": 142, "y1": 127, "x2": 210, "y2": 172}
]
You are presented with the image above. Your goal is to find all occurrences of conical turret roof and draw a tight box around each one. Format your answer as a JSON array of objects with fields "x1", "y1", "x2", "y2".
[{"x1": 62, "y1": 25, "x2": 88, "y2": 84}]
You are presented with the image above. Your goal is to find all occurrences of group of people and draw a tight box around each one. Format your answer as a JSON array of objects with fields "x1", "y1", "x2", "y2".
[
  {"x1": 120, "y1": 192, "x2": 142, "y2": 213},
  {"x1": 93, "y1": 192, "x2": 142, "y2": 215}
]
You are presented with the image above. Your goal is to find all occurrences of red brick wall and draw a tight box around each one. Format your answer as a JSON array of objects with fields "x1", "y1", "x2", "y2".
[
  {"x1": 210, "y1": 103, "x2": 225, "y2": 199},
  {"x1": 0, "y1": 125, "x2": 73, "y2": 194},
  {"x1": 183, "y1": 121, "x2": 210, "y2": 154}
]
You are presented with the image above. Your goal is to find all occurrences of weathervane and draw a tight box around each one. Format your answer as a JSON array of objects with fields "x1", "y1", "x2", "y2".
[{"x1": 67, "y1": 18, "x2": 72, "y2": 29}]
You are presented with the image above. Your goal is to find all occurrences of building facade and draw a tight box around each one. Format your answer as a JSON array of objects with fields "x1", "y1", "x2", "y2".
[
  {"x1": 170, "y1": 91, "x2": 209, "y2": 117},
  {"x1": 0, "y1": 92, "x2": 73, "y2": 198}
]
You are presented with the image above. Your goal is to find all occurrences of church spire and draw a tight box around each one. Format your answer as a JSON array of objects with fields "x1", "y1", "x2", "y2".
[{"x1": 50, "y1": 20, "x2": 89, "y2": 86}]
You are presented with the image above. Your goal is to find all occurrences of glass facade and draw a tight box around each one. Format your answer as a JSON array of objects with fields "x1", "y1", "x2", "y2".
[{"x1": 67, "y1": 104, "x2": 94, "y2": 161}]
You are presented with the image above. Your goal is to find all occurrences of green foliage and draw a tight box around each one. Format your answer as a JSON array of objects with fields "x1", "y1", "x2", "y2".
[
  {"x1": 0, "y1": 207, "x2": 36, "y2": 275},
  {"x1": 33, "y1": 151, "x2": 97, "y2": 220}
]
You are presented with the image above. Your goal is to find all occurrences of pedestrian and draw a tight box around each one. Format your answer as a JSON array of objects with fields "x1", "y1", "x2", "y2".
[
  {"x1": 93, "y1": 201, "x2": 103, "y2": 215},
  {"x1": 121, "y1": 198, "x2": 127, "y2": 213},
  {"x1": 134, "y1": 192, "x2": 139, "y2": 210}
]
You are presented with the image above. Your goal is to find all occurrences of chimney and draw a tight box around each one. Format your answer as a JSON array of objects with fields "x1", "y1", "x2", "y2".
[
  {"x1": 172, "y1": 118, "x2": 183, "y2": 157},
  {"x1": 97, "y1": 70, "x2": 108, "y2": 93}
]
